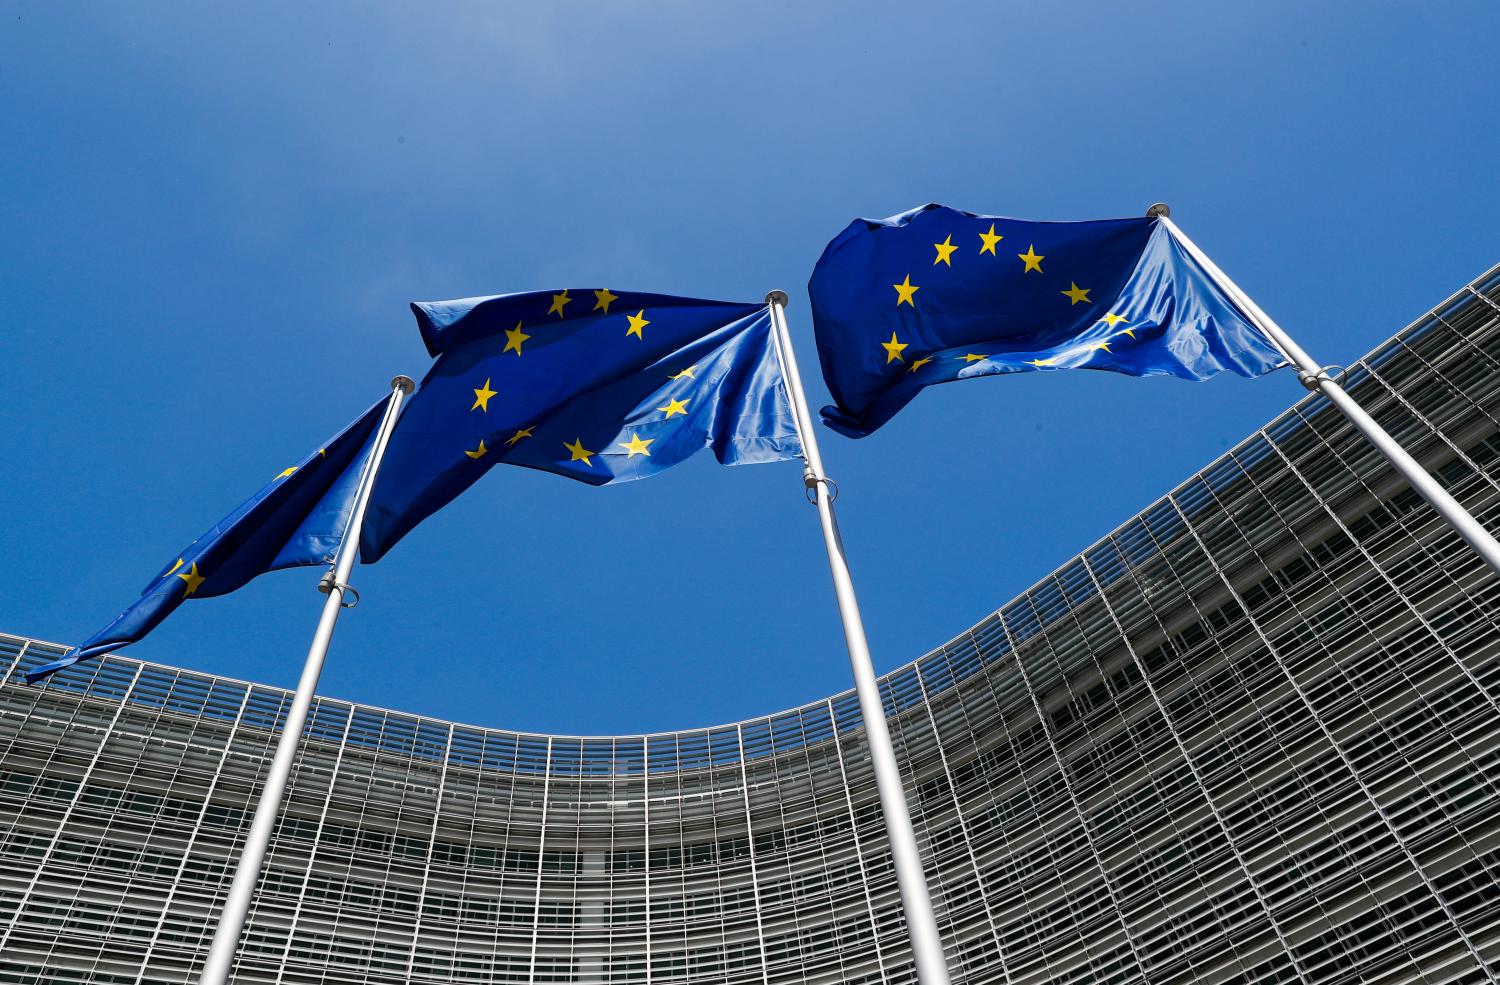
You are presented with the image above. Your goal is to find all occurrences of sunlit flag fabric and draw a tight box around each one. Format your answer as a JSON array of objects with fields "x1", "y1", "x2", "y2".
[
  {"x1": 28, "y1": 400, "x2": 389, "y2": 683},
  {"x1": 359, "y1": 289, "x2": 802, "y2": 561},
  {"x1": 809, "y1": 204, "x2": 1289, "y2": 438}
]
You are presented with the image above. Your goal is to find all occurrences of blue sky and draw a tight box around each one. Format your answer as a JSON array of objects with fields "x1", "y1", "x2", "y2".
[{"x1": 2, "y1": 2, "x2": 1496, "y2": 734}]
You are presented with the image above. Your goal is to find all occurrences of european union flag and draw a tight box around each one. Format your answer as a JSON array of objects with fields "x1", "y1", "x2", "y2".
[
  {"x1": 360, "y1": 290, "x2": 802, "y2": 561},
  {"x1": 28, "y1": 400, "x2": 390, "y2": 683},
  {"x1": 809, "y1": 204, "x2": 1288, "y2": 437}
]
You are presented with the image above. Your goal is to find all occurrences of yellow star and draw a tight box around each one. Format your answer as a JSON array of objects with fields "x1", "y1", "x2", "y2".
[
  {"x1": 626, "y1": 310, "x2": 650, "y2": 339},
  {"x1": 907, "y1": 357, "x2": 932, "y2": 373},
  {"x1": 657, "y1": 397, "x2": 689, "y2": 418},
  {"x1": 1117, "y1": 328, "x2": 1137, "y2": 339},
  {"x1": 317, "y1": 449, "x2": 326, "y2": 458},
  {"x1": 506, "y1": 426, "x2": 534, "y2": 446},
  {"x1": 176, "y1": 562, "x2": 206, "y2": 596},
  {"x1": 978, "y1": 223, "x2": 1003, "y2": 255},
  {"x1": 548, "y1": 290, "x2": 572, "y2": 318},
  {"x1": 932, "y1": 235, "x2": 957, "y2": 266},
  {"x1": 961, "y1": 353, "x2": 989, "y2": 363},
  {"x1": 669, "y1": 365, "x2": 697, "y2": 381},
  {"x1": 1062, "y1": 282, "x2": 1092, "y2": 305},
  {"x1": 275, "y1": 466, "x2": 298, "y2": 479},
  {"x1": 564, "y1": 438, "x2": 596, "y2": 466},
  {"x1": 165, "y1": 558, "x2": 184, "y2": 577},
  {"x1": 893, "y1": 274, "x2": 919, "y2": 307},
  {"x1": 503, "y1": 322, "x2": 530, "y2": 356},
  {"x1": 465, "y1": 439, "x2": 488, "y2": 460},
  {"x1": 593, "y1": 288, "x2": 619, "y2": 313},
  {"x1": 881, "y1": 331, "x2": 909, "y2": 364},
  {"x1": 1017, "y1": 245, "x2": 1044, "y2": 273},
  {"x1": 1102, "y1": 312, "x2": 1128, "y2": 328},
  {"x1": 471, "y1": 377, "x2": 498, "y2": 412},
  {"x1": 1089, "y1": 341, "x2": 1112, "y2": 353},
  {"x1": 619, "y1": 433, "x2": 654, "y2": 458},
  {"x1": 1026, "y1": 358, "x2": 1057, "y2": 367}
]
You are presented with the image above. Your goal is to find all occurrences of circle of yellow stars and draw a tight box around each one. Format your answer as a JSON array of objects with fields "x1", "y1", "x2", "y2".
[
  {"x1": 455, "y1": 290, "x2": 714, "y2": 475},
  {"x1": 879, "y1": 221, "x2": 1146, "y2": 374}
]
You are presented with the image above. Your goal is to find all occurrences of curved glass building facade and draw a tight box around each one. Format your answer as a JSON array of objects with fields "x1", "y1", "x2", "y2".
[{"x1": 5, "y1": 264, "x2": 1500, "y2": 985}]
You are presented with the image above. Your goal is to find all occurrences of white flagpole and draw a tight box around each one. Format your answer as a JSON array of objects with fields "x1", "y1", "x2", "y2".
[
  {"x1": 1156, "y1": 206, "x2": 1500, "y2": 580},
  {"x1": 765, "y1": 291, "x2": 954, "y2": 985},
  {"x1": 197, "y1": 374, "x2": 415, "y2": 985}
]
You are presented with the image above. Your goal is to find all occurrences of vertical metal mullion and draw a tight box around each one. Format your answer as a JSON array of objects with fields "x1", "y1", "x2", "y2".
[
  {"x1": 998, "y1": 614, "x2": 1149, "y2": 983},
  {"x1": 2, "y1": 639, "x2": 30, "y2": 681},
  {"x1": 402, "y1": 724, "x2": 454, "y2": 983},
  {"x1": 1413, "y1": 316, "x2": 1500, "y2": 381},
  {"x1": 527, "y1": 737, "x2": 554, "y2": 985},
  {"x1": 1221, "y1": 438, "x2": 1498, "y2": 889},
  {"x1": 0, "y1": 661, "x2": 146, "y2": 956},
  {"x1": 1437, "y1": 304, "x2": 1500, "y2": 393},
  {"x1": 910, "y1": 658, "x2": 1015, "y2": 985},
  {"x1": 794, "y1": 716, "x2": 859, "y2": 985},
  {"x1": 1254, "y1": 429, "x2": 1500, "y2": 720},
  {"x1": 1287, "y1": 401, "x2": 1498, "y2": 618},
  {"x1": 975, "y1": 620, "x2": 1096, "y2": 976},
  {"x1": 1391, "y1": 333, "x2": 1500, "y2": 449},
  {"x1": 0, "y1": 640, "x2": 34, "y2": 766},
  {"x1": 1165, "y1": 492, "x2": 1489, "y2": 973},
  {"x1": 734, "y1": 724, "x2": 772, "y2": 985},
  {"x1": 265, "y1": 698, "x2": 358, "y2": 983},
  {"x1": 1359, "y1": 357, "x2": 1500, "y2": 496},
  {"x1": 642, "y1": 736, "x2": 652, "y2": 985},
  {"x1": 827, "y1": 698, "x2": 892, "y2": 985},
  {"x1": 1075, "y1": 554, "x2": 1311, "y2": 980},
  {"x1": 1464, "y1": 285, "x2": 1500, "y2": 320},
  {"x1": 132, "y1": 682, "x2": 257, "y2": 983},
  {"x1": 1278, "y1": 398, "x2": 1500, "y2": 683},
  {"x1": 1112, "y1": 513, "x2": 1371, "y2": 962},
  {"x1": 1045, "y1": 573, "x2": 1252, "y2": 952}
]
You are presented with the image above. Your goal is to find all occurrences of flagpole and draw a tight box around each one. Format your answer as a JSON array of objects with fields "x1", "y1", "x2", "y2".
[
  {"x1": 197, "y1": 374, "x2": 414, "y2": 985},
  {"x1": 1155, "y1": 206, "x2": 1500, "y2": 581},
  {"x1": 765, "y1": 291, "x2": 954, "y2": 985}
]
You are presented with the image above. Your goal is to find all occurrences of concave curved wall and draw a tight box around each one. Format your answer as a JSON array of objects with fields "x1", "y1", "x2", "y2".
[{"x1": 5, "y1": 265, "x2": 1500, "y2": 985}]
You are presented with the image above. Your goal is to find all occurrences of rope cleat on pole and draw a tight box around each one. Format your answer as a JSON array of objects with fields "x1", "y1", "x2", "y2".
[
  {"x1": 316, "y1": 570, "x2": 360, "y2": 608},
  {"x1": 1297, "y1": 365, "x2": 1348, "y2": 391}
]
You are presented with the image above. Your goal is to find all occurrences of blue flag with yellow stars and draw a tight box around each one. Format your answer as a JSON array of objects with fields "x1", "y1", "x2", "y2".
[
  {"x1": 28, "y1": 399, "x2": 389, "y2": 683},
  {"x1": 359, "y1": 289, "x2": 803, "y2": 562},
  {"x1": 809, "y1": 204, "x2": 1289, "y2": 438}
]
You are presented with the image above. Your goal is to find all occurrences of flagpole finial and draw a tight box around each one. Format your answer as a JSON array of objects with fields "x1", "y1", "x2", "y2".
[
  {"x1": 1146, "y1": 202, "x2": 1171, "y2": 218},
  {"x1": 391, "y1": 375, "x2": 416, "y2": 394},
  {"x1": 766, "y1": 290, "x2": 790, "y2": 308}
]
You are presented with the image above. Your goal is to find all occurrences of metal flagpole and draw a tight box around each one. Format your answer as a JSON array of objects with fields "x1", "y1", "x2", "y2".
[
  {"x1": 197, "y1": 374, "x2": 415, "y2": 985},
  {"x1": 1154, "y1": 204, "x2": 1500, "y2": 580},
  {"x1": 765, "y1": 291, "x2": 954, "y2": 985}
]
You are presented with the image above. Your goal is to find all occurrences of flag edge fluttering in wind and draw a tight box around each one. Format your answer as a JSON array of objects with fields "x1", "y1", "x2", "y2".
[
  {"x1": 27, "y1": 399, "x2": 391, "y2": 684},
  {"x1": 409, "y1": 291, "x2": 763, "y2": 358},
  {"x1": 809, "y1": 203, "x2": 1290, "y2": 439},
  {"x1": 359, "y1": 289, "x2": 804, "y2": 563}
]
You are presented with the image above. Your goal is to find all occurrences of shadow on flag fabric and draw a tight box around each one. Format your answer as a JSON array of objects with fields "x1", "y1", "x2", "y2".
[
  {"x1": 809, "y1": 204, "x2": 1289, "y2": 438},
  {"x1": 28, "y1": 399, "x2": 390, "y2": 683},
  {"x1": 360, "y1": 290, "x2": 803, "y2": 562}
]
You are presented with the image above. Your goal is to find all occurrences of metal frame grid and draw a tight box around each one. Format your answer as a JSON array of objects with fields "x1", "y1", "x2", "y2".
[{"x1": 3, "y1": 263, "x2": 1500, "y2": 985}]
